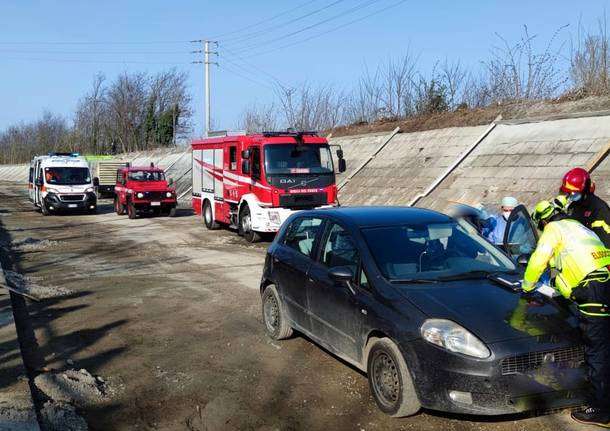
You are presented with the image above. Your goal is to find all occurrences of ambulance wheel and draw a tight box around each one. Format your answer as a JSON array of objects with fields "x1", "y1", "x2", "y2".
[
  {"x1": 128, "y1": 201, "x2": 137, "y2": 219},
  {"x1": 203, "y1": 200, "x2": 219, "y2": 229},
  {"x1": 239, "y1": 204, "x2": 261, "y2": 243},
  {"x1": 41, "y1": 201, "x2": 50, "y2": 216},
  {"x1": 115, "y1": 197, "x2": 125, "y2": 215}
]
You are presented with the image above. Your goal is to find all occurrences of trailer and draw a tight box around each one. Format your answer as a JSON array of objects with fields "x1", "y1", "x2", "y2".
[
  {"x1": 95, "y1": 159, "x2": 130, "y2": 197},
  {"x1": 191, "y1": 130, "x2": 346, "y2": 242}
]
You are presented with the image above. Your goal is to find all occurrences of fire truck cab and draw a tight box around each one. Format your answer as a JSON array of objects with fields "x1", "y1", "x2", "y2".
[{"x1": 191, "y1": 130, "x2": 346, "y2": 242}]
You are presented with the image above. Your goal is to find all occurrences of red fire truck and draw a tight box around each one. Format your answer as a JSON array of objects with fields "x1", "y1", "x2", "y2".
[{"x1": 191, "y1": 130, "x2": 346, "y2": 242}]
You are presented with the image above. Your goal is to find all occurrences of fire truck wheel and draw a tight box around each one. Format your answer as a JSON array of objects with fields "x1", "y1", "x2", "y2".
[
  {"x1": 239, "y1": 204, "x2": 261, "y2": 243},
  {"x1": 262, "y1": 285, "x2": 293, "y2": 340},
  {"x1": 203, "y1": 200, "x2": 219, "y2": 229},
  {"x1": 168, "y1": 207, "x2": 176, "y2": 217},
  {"x1": 115, "y1": 197, "x2": 125, "y2": 215},
  {"x1": 127, "y1": 201, "x2": 137, "y2": 219}
]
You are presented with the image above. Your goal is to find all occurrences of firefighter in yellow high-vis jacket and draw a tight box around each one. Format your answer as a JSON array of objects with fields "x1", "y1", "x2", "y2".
[{"x1": 522, "y1": 199, "x2": 610, "y2": 427}]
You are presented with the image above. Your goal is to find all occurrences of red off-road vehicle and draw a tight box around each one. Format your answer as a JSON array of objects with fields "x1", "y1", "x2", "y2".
[{"x1": 114, "y1": 166, "x2": 177, "y2": 219}]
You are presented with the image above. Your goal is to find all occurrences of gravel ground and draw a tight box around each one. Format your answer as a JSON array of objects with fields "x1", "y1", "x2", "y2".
[{"x1": 0, "y1": 183, "x2": 591, "y2": 431}]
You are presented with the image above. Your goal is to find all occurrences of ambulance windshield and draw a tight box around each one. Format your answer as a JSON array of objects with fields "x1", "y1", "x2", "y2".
[
  {"x1": 44, "y1": 167, "x2": 91, "y2": 186},
  {"x1": 264, "y1": 144, "x2": 333, "y2": 175}
]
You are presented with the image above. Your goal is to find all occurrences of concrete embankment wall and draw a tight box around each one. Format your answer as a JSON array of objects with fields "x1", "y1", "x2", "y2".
[{"x1": 3, "y1": 111, "x2": 610, "y2": 212}]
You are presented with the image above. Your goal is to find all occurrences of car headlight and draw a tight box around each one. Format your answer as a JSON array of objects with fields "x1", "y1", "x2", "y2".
[
  {"x1": 46, "y1": 188, "x2": 59, "y2": 194},
  {"x1": 268, "y1": 211, "x2": 281, "y2": 224},
  {"x1": 85, "y1": 187, "x2": 95, "y2": 193},
  {"x1": 420, "y1": 319, "x2": 490, "y2": 359},
  {"x1": 166, "y1": 191, "x2": 172, "y2": 198},
  {"x1": 136, "y1": 192, "x2": 144, "y2": 199}
]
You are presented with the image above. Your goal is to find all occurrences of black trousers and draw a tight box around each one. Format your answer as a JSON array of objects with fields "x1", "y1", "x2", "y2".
[{"x1": 575, "y1": 278, "x2": 610, "y2": 409}]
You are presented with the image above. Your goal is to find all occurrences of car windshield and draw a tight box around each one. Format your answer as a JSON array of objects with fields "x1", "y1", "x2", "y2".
[
  {"x1": 128, "y1": 170, "x2": 165, "y2": 181},
  {"x1": 264, "y1": 144, "x2": 333, "y2": 175},
  {"x1": 362, "y1": 221, "x2": 516, "y2": 282},
  {"x1": 44, "y1": 167, "x2": 91, "y2": 186}
]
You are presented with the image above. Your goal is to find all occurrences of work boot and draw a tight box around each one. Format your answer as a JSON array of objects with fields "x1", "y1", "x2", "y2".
[{"x1": 571, "y1": 407, "x2": 610, "y2": 427}]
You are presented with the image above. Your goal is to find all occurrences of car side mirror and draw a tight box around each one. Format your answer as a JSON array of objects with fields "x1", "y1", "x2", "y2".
[
  {"x1": 241, "y1": 149, "x2": 251, "y2": 159},
  {"x1": 93, "y1": 177, "x2": 100, "y2": 187},
  {"x1": 517, "y1": 253, "x2": 531, "y2": 267},
  {"x1": 242, "y1": 160, "x2": 251, "y2": 175},
  {"x1": 336, "y1": 149, "x2": 344, "y2": 159},
  {"x1": 35, "y1": 178, "x2": 43, "y2": 187},
  {"x1": 338, "y1": 158, "x2": 347, "y2": 173},
  {"x1": 329, "y1": 266, "x2": 354, "y2": 283},
  {"x1": 168, "y1": 178, "x2": 174, "y2": 186}
]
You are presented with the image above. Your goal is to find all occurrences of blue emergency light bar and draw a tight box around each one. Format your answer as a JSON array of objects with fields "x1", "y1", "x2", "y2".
[{"x1": 48, "y1": 152, "x2": 80, "y2": 157}]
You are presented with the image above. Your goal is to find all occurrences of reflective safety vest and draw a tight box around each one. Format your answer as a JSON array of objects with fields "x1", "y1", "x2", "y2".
[{"x1": 523, "y1": 218, "x2": 610, "y2": 299}]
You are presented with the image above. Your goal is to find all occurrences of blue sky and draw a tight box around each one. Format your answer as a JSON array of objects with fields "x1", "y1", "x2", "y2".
[{"x1": 0, "y1": 1, "x2": 608, "y2": 136}]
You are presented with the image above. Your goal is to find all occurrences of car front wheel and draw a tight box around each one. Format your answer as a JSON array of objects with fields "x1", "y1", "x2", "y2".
[
  {"x1": 367, "y1": 338, "x2": 420, "y2": 417},
  {"x1": 262, "y1": 285, "x2": 292, "y2": 340}
]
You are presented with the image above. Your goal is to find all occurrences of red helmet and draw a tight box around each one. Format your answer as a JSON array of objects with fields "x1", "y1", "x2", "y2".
[{"x1": 560, "y1": 168, "x2": 592, "y2": 194}]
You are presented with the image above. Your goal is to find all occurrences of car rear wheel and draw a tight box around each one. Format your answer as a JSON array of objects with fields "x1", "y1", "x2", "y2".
[
  {"x1": 239, "y1": 204, "x2": 261, "y2": 243},
  {"x1": 203, "y1": 200, "x2": 220, "y2": 229},
  {"x1": 127, "y1": 201, "x2": 137, "y2": 219},
  {"x1": 262, "y1": 285, "x2": 292, "y2": 340},
  {"x1": 367, "y1": 338, "x2": 420, "y2": 417},
  {"x1": 115, "y1": 198, "x2": 125, "y2": 215}
]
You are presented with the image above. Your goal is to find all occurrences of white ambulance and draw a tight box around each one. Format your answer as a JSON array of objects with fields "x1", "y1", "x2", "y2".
[{"x1": 29, "y1": 153, "x2": 99, "y2": 215}]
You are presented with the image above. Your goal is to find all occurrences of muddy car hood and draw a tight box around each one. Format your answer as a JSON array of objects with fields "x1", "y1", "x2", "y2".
[{"x1": 397, "y1": 278, "x2": 580, "y2": 344}]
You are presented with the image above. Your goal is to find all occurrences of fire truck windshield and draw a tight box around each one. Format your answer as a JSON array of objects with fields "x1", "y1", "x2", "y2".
[
  {"x1": 264, "y1": 144, "x2": 333, "y2": 175},
  {"x1": 128, "y1": 170, "x2": 165, "y2": 181}
]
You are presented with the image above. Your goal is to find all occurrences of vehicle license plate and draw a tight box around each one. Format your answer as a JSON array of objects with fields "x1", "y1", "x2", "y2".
[
  {"x1": 151, "y1": 202, "x2": 161, "y2": 206},
  {"x1": 68, "y1": 204, "x2": 77, "y2": 208}
]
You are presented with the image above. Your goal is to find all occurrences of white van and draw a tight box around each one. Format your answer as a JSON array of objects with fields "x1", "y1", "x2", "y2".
[{"x1": 29, "y1": 153, "x2": 99, "y2": 215}]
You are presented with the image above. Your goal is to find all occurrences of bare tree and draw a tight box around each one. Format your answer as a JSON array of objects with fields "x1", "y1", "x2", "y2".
[
  {"x1": 344, "y1": 65, "x2": 383, "y2": 124},
  {"x1": 379, "y1": 53, "x2": 418, "y2": 117},
  {"x1": 482, "y1": 25, "x2": 569, "y2": 103},
  {"x1": 239, "y1": 103, "x2": 278, "y2": 133},
  {"x1": 106, "y1": 72, "x2": 147, "y2": 153},
  {"x1": 275, "y1": 82, "x2": 345, "y2": 131},
  {"x1": 570, "y1": 16, "x2": 610, "y2": 95}
]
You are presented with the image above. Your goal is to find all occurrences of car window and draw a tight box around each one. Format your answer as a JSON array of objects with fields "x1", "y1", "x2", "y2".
[
  {"x1": 362, "y1": 221, "x2": 515, "y2": 281},
  {"x1": 283, "y1": 217, "x2": 323, "y2": 257},
  {"x1": 321, "y1": 223, "x2": 359, "y2": 271}
]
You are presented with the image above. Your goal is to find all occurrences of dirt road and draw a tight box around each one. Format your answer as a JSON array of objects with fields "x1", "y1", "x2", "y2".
[{"x1": 0, "y1": 183, "x2": 587, "y2": 430}]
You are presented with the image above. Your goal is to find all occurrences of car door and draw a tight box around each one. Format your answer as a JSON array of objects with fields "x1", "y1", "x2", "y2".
[
  {"x1": 306, "y1": 221, "x2": 367, "y2": 362},
  {"x1": 503, "y1": 204, "x2": 539, "y2": 261},
  {"x1": 272, "y1": 216, "x2": 325, "y2": 332}
]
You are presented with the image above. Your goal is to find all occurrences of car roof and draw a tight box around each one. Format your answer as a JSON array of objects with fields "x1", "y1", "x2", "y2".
[
  {"x1": 120, "y1": 167, "x2": 164, "y2": 172},
  {"x1": 302, "y1": 206, "x2": 453, "y2": 228}
]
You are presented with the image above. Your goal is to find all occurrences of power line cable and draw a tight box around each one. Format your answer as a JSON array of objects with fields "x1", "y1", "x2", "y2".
[
  {"x1": 207, "y1": 0, "x2": 322, "y2": 40},
  {"x1": 0, "y1": 40, "x2": 190, "y2": 46},
  {"x1": 238, "y1": 0, "x2": 409, "y2": 60},
  {"x1": 217, "y1": 44, "x2": 286, "y2": 86},
  {"x1": 221, "y1": 0, "x2": 346, "y2": 45},
  {"x1": 218, "y1": 64, "x2": 276, "y2": 91},
  {"x1": 225, "y1": 0, "x2": 383, "y2": 55},
  {"x1": 0, "y1": 49, "x2": 192, "y2": 55},
  {"x1": 0, "y1": 56, "x2": 193, "y2": 65}
]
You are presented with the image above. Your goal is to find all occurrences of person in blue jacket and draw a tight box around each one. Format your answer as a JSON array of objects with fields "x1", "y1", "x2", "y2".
[{"x1": 484, "y1": 196, "x2": 519, "y2": 245}]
